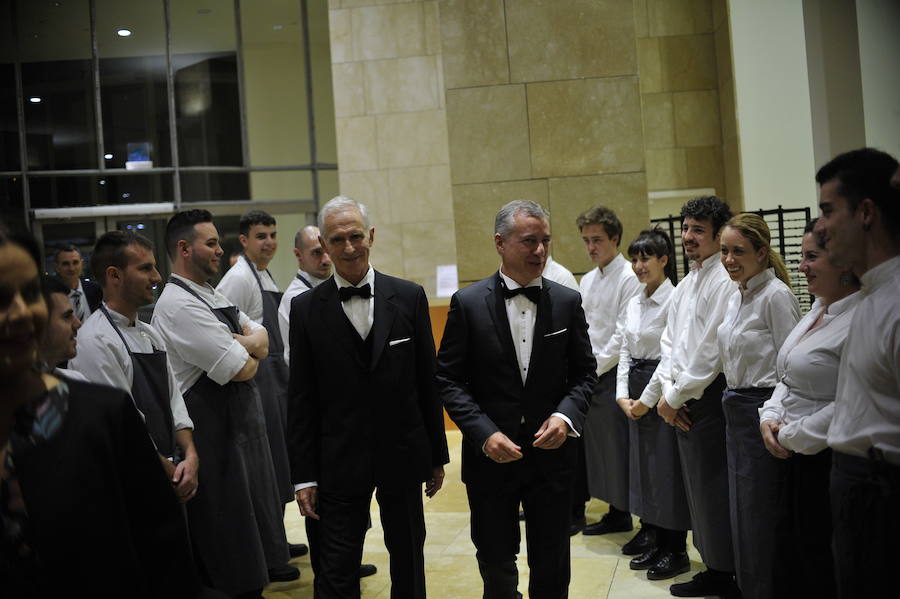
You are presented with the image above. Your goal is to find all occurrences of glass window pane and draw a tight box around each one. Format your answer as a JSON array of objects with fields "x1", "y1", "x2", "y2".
[
  {"x1": 180, "y1": 172, "x2": 249, "y2": 203},
  {"x1": 249, "y1": 170, "x2": 311, "y2": 201},
  {"x1": 96, "y1": 0, "x2": 171, "y2": 168},
  {"x1": 0, "y1": 176, "x2": 25, "y2": 232},
  {"x1": 241, "y1": 0, "x2": 311, "y2": 167},
  {"x1": 18, "y1": 0, "x2": 97, "y2": 170},
  {"x1": 41, "y1": 220, "x2": 99, "y2": 277},
  {"x1": 30, "y1": 174, "x2": 173, "y2": 209},
  {"x1": 0, "y1": 0, "x2": 20, "y2": 171},
  {"x1": 309, "y1": 0, "x2": 337, "y2": 165},
  {"x1": 172, "y1": 0, "x2": 242, "y2": 167}
]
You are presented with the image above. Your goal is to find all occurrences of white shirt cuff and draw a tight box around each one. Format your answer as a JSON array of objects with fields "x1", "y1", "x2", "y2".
[
  {"x1": 552, "y1": 412, "x2": 579, "y2": 437},
  {"x1": 294, "y1": 482, "x2": 317, "y2": 492},
  {"x1": 206, "y1": 339, "x2": 252, "y2": 386}
]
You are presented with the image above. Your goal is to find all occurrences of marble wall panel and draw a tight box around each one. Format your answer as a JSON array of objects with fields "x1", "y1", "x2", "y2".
[
  {"x1": 637, "y1": 37, "x2": 662, "y2": 93},
  {"x1": 634, "y1": 0, "x2": 650, "y2": 38},
  {"x1": 548, "y1": 172, "x2": 650, "y2": 273},
  {"x1": 364, "y1": 55, "x2": 441, "y2": 114},
  {"x1": 660, "y1": 34, "x2": 717, "y2": 92},
  {"x1": 642, "y1": 92, "x2": 675, "y2": 149},
  {"x1": 439, "y1": 0, "x2": 508, "y2": 89},
  {"x1": 338, "y1": 170, "x2": 392, "y2": 225},
  {"x1": 685, "y1": 145, "x2": 725, "y2": 193},
  {"x1": 445, "y1": 85, "x2": 531, "y2": 184},
  {"x1": 647, "y1": 0, "x2": 713, "y2": 37},
  {"x1": 673, "y1": 89, "x2": 721, "y2": 147},
  {"x1": 376, "y1": 109, "x2": 450, "y2": 168},
  {"x1": 336, "y1": 115, "x2": 379, "y2": 171},
  {"x1": 402, "y1": 220, "x2": 458, "y2": 294},
  {"x1": 351, "y1": 3, "x2": 426, "y2": 61},
  {"x1": 332, "y1": 62, "x2": 366, "y2": 117},
  {"x1": 370, "y1": 222, "x2": 405, "y2": 277},
  {"x1": 329, "y1": 8, "x2": 352, "y2": 63},
  {"x1": 388, "y1": 164, "x2": 454, "y2": 224},
  {"x1": 645, "y1": 148, "x2": 687, "y2": 190},
  {"x1": 452, "y1": 179, "x2": 549, "y2": 282},
  {"x1": 723, "y1": 138, "x2": 743, "y2": 208},
  {"x1": 528, "y1": 77, "x2": 645, "y2": 178},
  {"x1": 506, "y1": 0, "x2": 637, "y2": 83}
]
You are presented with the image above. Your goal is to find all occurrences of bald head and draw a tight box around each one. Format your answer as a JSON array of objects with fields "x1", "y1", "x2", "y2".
[{"x1": 294, "y1": 225, "x2": 332, "y2": 279}]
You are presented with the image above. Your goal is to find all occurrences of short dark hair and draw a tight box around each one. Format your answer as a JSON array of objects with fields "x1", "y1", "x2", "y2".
[
  {"x1": 627, "y1": 227, "x2": 676, "y2": 282},
  {"x1": 41, "y1": 274, "x2": 71, "y2": 304},
  {"x1": 239, "y1": 210, "x2": 276, "y2": 237},
  {"x1": 815, "y1": 147, "x2": 899, "y2": 236},
  {"x1": 91, "y1": 230, "x2": 154, "y2": 287},
  {"x1": 165, "y1": 209, "x2": 213, "y2": 260},
  {"x1": 575, "y1": 205, "x2": 623, "y2": 245},
  {"x1": 53, "y1": 244, "x2": 80, "y2": 261},
  {"x1": 680, "y1": 196, "x2": 732, "y2": 236}
]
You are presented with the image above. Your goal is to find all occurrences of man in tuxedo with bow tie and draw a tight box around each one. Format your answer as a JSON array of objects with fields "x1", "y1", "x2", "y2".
[
  {"x1": 287, "y1": 196, "x2": 449, "y2": 599},
  {"x1": 436, "y1": 200, "x2": 596, "y2": 599}
]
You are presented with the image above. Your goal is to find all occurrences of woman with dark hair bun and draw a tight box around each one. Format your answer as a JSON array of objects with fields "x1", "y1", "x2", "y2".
[
  {"x1": 716, "y1": 213, "x2": 801, "y2": 599},
  {"x1": 614, "y1": 227, "x2": 692, "y2": 580}
]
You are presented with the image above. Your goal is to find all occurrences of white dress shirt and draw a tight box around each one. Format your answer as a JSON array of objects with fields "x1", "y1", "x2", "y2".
[
  {"x1": 757, "y1": 292, "x2": 861, "y2": 455},
  {"x1": 278, "y1": 269, "x2": 328, "y2": 366},
  {"x1": 151, "y1": 274, "x2": 264, "y2": 391},
  {"x1": 216, "y1": 255, "x2": 279, "y2": 324},
  {"x1": 639, "y1": 256, "x2": 735, "y2": 409},
  {"x1": 579, "y1": 253, "x2": 642, "y2": 376},
  {"x1": 542, "y1": 256, "x2": 580, "y2": 292},
  {"x1": 716, "y1": 268, "x2": 801, "y2": 389},
  {"x1": 70, "y1": 305, "x2": 193, "y2": 431},
  {"x1": 334, "y1": 267, "x2": 375, "y2": 339},
  {"x1": 616, "y1": 279, "x2": 674, "y2": 400},
  {"x1": 827, "y1": 255, "x2": 900, "y2": 465}
]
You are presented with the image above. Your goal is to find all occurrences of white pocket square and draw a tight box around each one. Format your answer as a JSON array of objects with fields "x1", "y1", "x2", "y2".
[
  {"x1": 544, "y1": 328, "x2": 567, "y2": 338},
  {"x1": 389, "y1": 337, "x2": 411, "y2": 346}
]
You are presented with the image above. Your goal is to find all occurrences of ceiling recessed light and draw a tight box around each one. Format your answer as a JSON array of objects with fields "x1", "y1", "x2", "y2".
[
  {"x1": 28, "y1": 96, "x2": 41, "y2": 103},
  {"x1": 116, "y1": 29, "x2": 132, "y2": 37},
  {"x1": 104, "y1": 153, "x2": 113, "y2": 160}
]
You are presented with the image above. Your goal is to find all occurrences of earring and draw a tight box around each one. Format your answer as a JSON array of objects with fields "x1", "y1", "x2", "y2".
[{"x1": 840, "y1": 273, "x2": 852, "y2": 287}]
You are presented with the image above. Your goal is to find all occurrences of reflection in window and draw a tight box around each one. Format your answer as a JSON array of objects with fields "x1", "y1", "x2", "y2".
[
  {"x1": 180, "y1": 172, "x2": 249, "y2": 203},
  {"x1": 0, "y1": 177, "x2": 24, "y2": 231},
  {"x1": 0, "y1": 0, "x2": 19, "y2": 171},
  {"x1": 29, "y1": 174, "x2": 173, "y2": 209}
]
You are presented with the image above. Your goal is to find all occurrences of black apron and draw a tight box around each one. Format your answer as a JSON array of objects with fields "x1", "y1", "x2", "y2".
[
  {"x1": 99, "y1": 305, "x2": 176, "y2": 459},
  {"x1": 674, "y1": 372, "x2": 734, "y2": 572},
  {"x1": 627, "y1": 359, "x2": 691, "y2": 531},
  {"x1": 242, "y1": 254, "x2": 293, "y2": 504},
  {"x1": 723, "y1": 386, "x2": 785, "y2": 599},
  {"x1": 584, "y1": 368, "x2": 630, "y2": 511},
  {"x1": 167, "y1": 277, "x2": 287, "y2": 595}
]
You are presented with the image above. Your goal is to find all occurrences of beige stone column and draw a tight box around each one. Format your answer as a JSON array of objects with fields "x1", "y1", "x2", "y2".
[{"x1": 440, "y1": 0, "x2": 650, "y2": 282}]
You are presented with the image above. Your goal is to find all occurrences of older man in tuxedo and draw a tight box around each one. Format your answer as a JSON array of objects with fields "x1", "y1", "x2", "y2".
[
  {"x1": 436, "y1": 200, "x2": 596, "y2": 599},
  {"x1": 287, "y1": 196, "x2": 449, "y2": 599}
]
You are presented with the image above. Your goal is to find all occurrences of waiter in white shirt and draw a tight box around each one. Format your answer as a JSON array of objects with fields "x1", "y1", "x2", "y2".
[
  {"x1": 574, "y1": 206, "x2": 641, "y2": 537},
  {"x1": 813, "y1": 148, "x2": 900, "y2": 599},
  {"x1": 639, "y1": 196, "x2": 737, "y2": 598},
  {"x1": 542, "y1": 255, "x2": 579, "y2": 292},
  {"x1": 70, "y1": 231, "x2": 199, "y2": 503},
  {"x1": 153, "y1": 209, "x2": 291, "y2": 598}
]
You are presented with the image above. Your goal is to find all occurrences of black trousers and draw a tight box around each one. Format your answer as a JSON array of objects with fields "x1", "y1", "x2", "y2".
[
  {"x1": 830, "y1": 451, "x2": 900, "y2": 599},
  {"x1": 315, "y1": 483, "x2": 425, "y2": 599},
  {"x1": 467, "y1": 438, "x2": 576, "y2": 599}
]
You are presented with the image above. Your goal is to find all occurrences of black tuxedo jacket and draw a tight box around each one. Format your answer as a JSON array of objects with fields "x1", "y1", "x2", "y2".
[
  {"x1": 287, "y1": 271, "x2": 449, "y2": 494},
  {"x1": 82, "y1": 278, "x2": 103, "y2": 313},
  {"x1": 436, "y1": 273, "x2": 596, "y2": 489}
]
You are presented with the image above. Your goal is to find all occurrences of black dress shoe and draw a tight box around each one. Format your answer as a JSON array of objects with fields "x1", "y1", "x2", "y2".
[
  {"x1": 669, "y1": 570, "x2": 732, "y2": 597},
  {"x1": 629, "y1": 548, "x2": 660, "y2": 570},
  {"x1": 582, "y1": 513, "x2": 633, "y2": 536},
  {"x1": 568, "y1": 515, "x2": 587, "y2": 536},
  {"x1": 288, "y1": 543, "x2": 309, "y2": 558},
  {"x1": 622, "y1": 526, "x2": 657, "y2": 555},
  {"x1": 268, "y1": 565, "x2": 300, "y2": 582},
  {"x1": 646, "y1": 550, "x2": 690, "y2": 580},
  {"x1": 359, "y1": 563, "x2": 377, "y2": 578}
]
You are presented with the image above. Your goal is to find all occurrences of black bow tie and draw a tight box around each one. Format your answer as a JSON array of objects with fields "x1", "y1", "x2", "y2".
[
  {"x1": 339, "y1": 283, "x2": 372, "y2": 302},
  {"x1": 502, "y1": 285, "x2": 540, "y2": 303}
]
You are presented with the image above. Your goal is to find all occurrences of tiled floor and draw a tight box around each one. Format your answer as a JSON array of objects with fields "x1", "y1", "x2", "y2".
[{"x1": 265, "y1": 430, "x2": 702, "y2": 598}]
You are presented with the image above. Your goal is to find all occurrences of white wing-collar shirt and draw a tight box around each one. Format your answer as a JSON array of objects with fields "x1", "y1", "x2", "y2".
[
  {"x1": 71, "y1": 304, "x2": 193, "y2": 431},
  {"x1": 827, "y1": 255, "x2": 900, "y2": 465},
  {"x1": 151, "y1": 274, "x2": 264, "y2": 392},
  {"x1": 616, "y1": 279, "x2": 674, "y2": 400},
  {"x1": 216, "y1": 255, "x2": 279, "y2": 324},
  {"x1": 639, "y1": 255, "x2": 735, "y2": 409},
  {"x1": 716, "y1": 268, "x2": 801, "y2": 389},
  {"x1": 579, "y1": 253, "x2": 642, "y2": 376},
  {"x1": 278, "y1": 269, "x2": 329, "y2": 366},
  {"x1": 334, "y1": 266, "x2": 375, "y2": 340},
  {"x1": 758, "y1": 292, "x2": 861, "y2": 455}
]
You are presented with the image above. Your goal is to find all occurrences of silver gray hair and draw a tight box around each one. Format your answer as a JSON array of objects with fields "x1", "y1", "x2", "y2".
[
  {"x1": 317, "y1": 195, "x2": 371, "y2": 233},
  {"x1": 494, "y1": 200, "x2": 550, "y2": 238}
]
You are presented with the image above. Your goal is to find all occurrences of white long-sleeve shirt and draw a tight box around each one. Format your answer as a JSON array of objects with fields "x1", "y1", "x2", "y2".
[
  {"x1": 278, "y1": 270, "x2": 328, "y2": 366},
  {"x1": 716, "y1": 268, "x2": 801, "y2": 389},
  {"x1": 579, "y1": 253, "x2": 641, "y2": 376},
  {"x1": 71, "y1": 304, "x2": 193, "y2": 431},
  {"x1": 616, "y1": 279, "x2": 674, "y2": 400},
  {"x1": 152, "y1": 274, "x2": 264, "y2": 391},
  {"x1": 827, "y1": 255, "x2": 900, "y2": 465},
  {"x1": 639, "y1": 256, "x2": 735, "y2": 409},
  {"x1": 216, "y1": 255, "x2": 279, "y2": 324},
  {"x1": 542, "y1": 256, "x2": 580, "y2": 292},
  {"x1": 758, "y1": 292, "x2": 861, "y2": 455}
]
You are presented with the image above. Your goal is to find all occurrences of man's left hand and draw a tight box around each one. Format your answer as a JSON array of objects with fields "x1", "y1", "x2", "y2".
[
  {"x1": 424, "y1": 466, "x2": 445, "y2": 498},
  {"x1": 533, "y1": 415, "x2": 569, "y2": 449},
  {"x1": 172, "y1": 454, "x2": 199, "y2": 503}
]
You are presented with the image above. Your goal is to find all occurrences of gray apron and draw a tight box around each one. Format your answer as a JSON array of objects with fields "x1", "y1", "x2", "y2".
[
  {"x1": 675, "y1": 373, "x2": 734, "y2": 572},
  {"x1": 627, "y1": 359, "x2": 691, "y2": 531},
  {"x1": 723, "y1": 386, "x2": 785, "y2": 599},
  {"x1": 99, "y1": 304, "x2": 176, "y2": 459},
  {"x1": 242, "y1": 254, "x2": 293, "y2": 504},
  {"x1": 584, "y1": 368, "x2": 630, "y2": 510},
  {"x1": 168, "y1": 277, "x2": 287, "y2": 595}
]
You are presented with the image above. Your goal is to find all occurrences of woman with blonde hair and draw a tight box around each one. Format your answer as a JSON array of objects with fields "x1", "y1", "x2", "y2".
[{"x1": 716, "y1": 213, "x2": 801, "y2": 599}]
